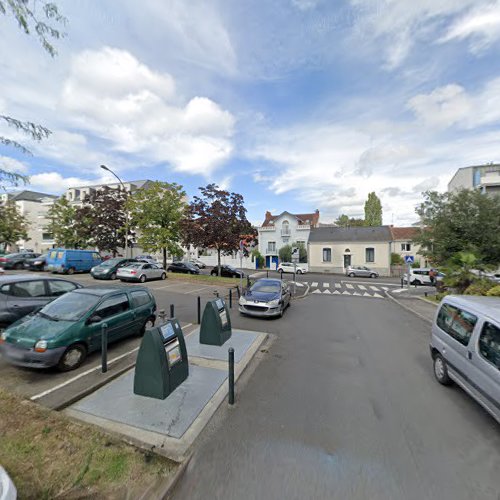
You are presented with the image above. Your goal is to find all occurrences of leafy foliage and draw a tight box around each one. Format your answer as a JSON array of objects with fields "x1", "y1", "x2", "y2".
[
  {"x1": 47, "y1": 197, "x2": 87, "y2": 249},
  {"x1": 364, "y1": 192, "x2": 382, "y2": 226},
  {"x1": 486, "y1": 285, "x2": 500, "y2": 297},
  {"x1": 0, "y1": 201, "x2": 29, "y2": 249},
  {"x1": 391, "y1": 252, "x2": 404, "y2": 265},
  {"x1": 335, "y1": 214, "x2": 365, "y2": 227},
  {"x1": 442, "y1": 251, "x2": 480, "y2": 294},
  {"x1": 464, "y1": 279, "x2": 495, "y2": 296},
  {"x1": 251, "y1": 249, "x2": 264, "y2": 269},
  {"x1": 181, "y1": 184, "x2": 254, "y2": 273},
  {"x1": 278, "y1": 244, "x2": 292, "y2": 263},
  {"x1": 128, "y1": 181, "x2": 186, "y2": 268},
  {"x1": 415, "y1": 189, "x2": 500, "y2": 267}
]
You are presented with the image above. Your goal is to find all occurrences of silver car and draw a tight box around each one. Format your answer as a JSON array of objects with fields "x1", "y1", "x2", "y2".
[
  {"x1": 117, "y1": 262, "x2": 166, "y2": 283},
  {"x1": 345, "y1": 266, "x2": 379, "y2": 278}
]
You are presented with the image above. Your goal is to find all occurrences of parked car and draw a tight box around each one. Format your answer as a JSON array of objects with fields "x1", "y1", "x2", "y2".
[
  {"x1": 210, "y1": 265, "x2": 244, "y2": 278},
  {"x1": 46, "y1": 249, "x2": 101, "y2": 274},
  {"x1": 239, "y1": 278, "x2": 291, "y2": 318},
  {"x1": 23, "y1": 253, "x2": 48, "y2": 271},
  {"x1": 430, "y1": 295, "x2": 499, "y2": 424},
  {"x1": 345, "y1": 265, "x2": 379, "y2": 278},
  {"x1": 277, "y1": 262, "x2": 307, "y2": 274},
  {"x1": 189, "y1": 258, "x2": 206, "y2": 269},
  {"x1": 91, "y1": 258, "x2": 139, "y2": 280},
  {"x1": 167, "y1": 262, "x2": 200, "y2": 274},
  {"x1": 0, "y1": 275, "x2": 82, "y2": 330},
  {"x1": 117, "y1": 262, "x2": 166, "y2": 282},
  {"x1": 0, "y1": 252, "x2": 41, "y2": 270},
  {"x1": 403, "y1": 268, "x2": 444, "y2": 286},
  {"x1": 0, "y1": 286, "x2": 156, "y2": 371},
  {"x1": 136, "y1": 257, "x2": 163, "y2": 267}
]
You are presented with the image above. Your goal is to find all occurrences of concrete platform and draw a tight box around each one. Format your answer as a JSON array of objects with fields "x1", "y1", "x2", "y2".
[{"x1": 65, "y1": 328, "x2": 267, "y2": 461}]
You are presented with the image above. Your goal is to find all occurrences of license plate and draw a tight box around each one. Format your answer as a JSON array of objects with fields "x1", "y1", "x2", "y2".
[{"x1": 9, "y1": 350, "x2": 26, "y2": 361}]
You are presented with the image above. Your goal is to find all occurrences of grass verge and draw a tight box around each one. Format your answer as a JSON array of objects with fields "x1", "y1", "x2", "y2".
[
  {"x1": 166, "y1": 272, "x2": 246, "y2": 287},
  {"x1": 0, "y1": 388, "x2": 176, "y2": 499}
]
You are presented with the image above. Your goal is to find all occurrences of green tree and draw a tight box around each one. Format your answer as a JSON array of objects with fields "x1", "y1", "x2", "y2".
[
  {"x1": 296, "y1": 241, "x2": 307, "y2": 263},
  {"x1": 391, "y1": 252, "x2": 404, "y2": 265},
  {"x1": 48, "y1": 196, "x2": 88, "y2": 248},
  {"x1": 128, "y1": 181, "x2": 186, "y2": 268},
  {"x1": 0, "y1": 1, "x2": 66, "y2": 189},
  {"x1": 415, "y1": 189, "x2": 500, "y2": 267},
  {"x1": 181, "y1": 184, "x2": 254, "y2": 275},
  {"x1": 0, "y1": 201, "x2": 29, "y2": 250},
  {"x1": 279, "y1": 244, "x2": 292, "y2": 262},
  {"x1": 335, "y1": 214, "x2": 365, "y2": 227},
  {"x1": 364, "y1": 192, "x2": 382, "y2": 226}
]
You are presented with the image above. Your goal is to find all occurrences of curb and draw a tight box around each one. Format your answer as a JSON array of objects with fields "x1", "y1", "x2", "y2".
[
  {"x1": 384, "y1": 290, "x2": 432, "y2": 324},
  {"x1": 159, "y1": 453, "x2": 193, "y2": 500}
]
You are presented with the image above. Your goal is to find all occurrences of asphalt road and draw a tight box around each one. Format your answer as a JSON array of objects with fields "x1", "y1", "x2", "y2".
[{"x1": 172, "y1": 294, "x2": 500, "y2": 500}]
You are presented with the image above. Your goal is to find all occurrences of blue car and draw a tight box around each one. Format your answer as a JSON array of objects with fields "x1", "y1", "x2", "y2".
[
  {"x1": 46, "y1": 249, "x2": 102, "y2": 275},
  {"x1": 238, "y1": 278, "x2": 291, "y2": 318}
]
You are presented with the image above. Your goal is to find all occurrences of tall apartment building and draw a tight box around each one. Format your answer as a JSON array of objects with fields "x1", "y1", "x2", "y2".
[{"x1": 448, "y1": 163, "x2": 500, "y2": 196}]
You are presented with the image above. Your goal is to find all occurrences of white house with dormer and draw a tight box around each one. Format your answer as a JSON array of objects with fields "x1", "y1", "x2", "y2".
[{"x1": 257, "y1": 210, "x2": 320, "y2": 268}]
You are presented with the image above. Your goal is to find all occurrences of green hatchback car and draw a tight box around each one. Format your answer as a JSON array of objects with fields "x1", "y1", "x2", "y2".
[{"x1": 0, "y1": 286, "x2": 156, "y2": 371}]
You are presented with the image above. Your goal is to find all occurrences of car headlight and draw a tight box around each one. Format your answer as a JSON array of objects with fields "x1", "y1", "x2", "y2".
[
  {"x1": 239, "y1": 296, "x2": 247, "y2": 305},
  {"x1": 268, "y1": 299, "x2": 280, "y2": 307},
  {"x1": 102, "y1": 268, "x2": 110, "y2": 273},
  {"x1": 91, "y1": 267, "x2": 95, "y2": 273},
  {"x1": 34, "y1": 340, "x2": 48, "y2": 352},
  {"x1": 1, "y1": 331, "x2": 8, "y2": 341}
]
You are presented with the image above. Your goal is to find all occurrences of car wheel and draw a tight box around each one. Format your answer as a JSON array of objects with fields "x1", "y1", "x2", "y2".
[
  {"x1": 15, "y1": 262, "x2": 23, "y2": 270},
  {"x1": 110, "y1": 272, "x2": 117, "y2": 280},
  {"x1": 139, "y1": 274, "x2": 147, "y2": 283},
  {"x1": 433, "y1": 354, "x2": 452, "y2": 385},
  {"x1": 296, "y1": 269, "x2": 302, "y2": 274},
  {"x1": 58, "y1": 343, "x2": 87, "y2": 372},
  {"x1": 161, "y1": 272, "x2": 166, "y2": 280},
  {"x1": 140, "y1": 317, "x2": 155, "y2": 336},
  {"x1": 412, "y1": 279, "x2": 421, "y2": 286},
  {"x1": 66, "y1": 267, "x2": 75, "y2": 275},
  {"x1": 348, "y1": 272, "x2": 355, "y2": 277},
  {"x1": 370, "y1": 273, "x2": 377, "y2": 278},
  {"x1": 279, "y1": 303, "x2": 284, "y2": 318},
  {"x1": 211, "y1": 272, "x2": 217, "y2": 276}
]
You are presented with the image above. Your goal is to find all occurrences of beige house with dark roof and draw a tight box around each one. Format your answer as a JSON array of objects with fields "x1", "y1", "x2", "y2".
[
  {"x1": 258, "y1": 210, "x2": 320, "y2": 268},
  {"x1": 389, "y1": 227, "x2": 427, "y2": 267}
]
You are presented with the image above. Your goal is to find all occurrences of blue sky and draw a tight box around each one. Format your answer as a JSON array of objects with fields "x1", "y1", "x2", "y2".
[{"x1": 1, "y1": 0, "x2": 500, "y2": 225}]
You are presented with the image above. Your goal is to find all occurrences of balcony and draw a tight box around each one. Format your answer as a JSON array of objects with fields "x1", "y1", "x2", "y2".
[
  {"x1": 265, "y1": 248, "x2": 278, "y2": 255},
  {"x1": 259, "y1": 226, "x2": 276, "y2": 232},
  {"x1": 296, "y1": 225, "x2": 311, "y2": 230},
  {"x1": 481, "y1": 172, "x2": 500, "y2": 186}
]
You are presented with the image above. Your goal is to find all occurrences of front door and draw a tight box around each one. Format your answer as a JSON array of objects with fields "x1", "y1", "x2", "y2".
[{"x1": 343, "y1": 255, "x2": 351, "y2": 268}]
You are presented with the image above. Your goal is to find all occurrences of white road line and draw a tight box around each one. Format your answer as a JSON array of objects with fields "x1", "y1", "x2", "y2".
[
  {"x1": 154, "y1": 283, "x2": 181, "y2": 290},
  {"x1": 372, "y1": 293, "x2": 384, "y2": 299},
  {"x1": 323, "y1": 289, "x2": 332, "y2": 294},
  {"x1": 184, "y1": 285, "x2": 213, "y2": 294},
  {"x1": 334, "y1": 283, "x2": 341, "y2": 289},
  {"x1": 370, "y1": 286, "x2": 380, "y2": 291},
  {"x1": 342, "y1": 290, "x2": 350, "y2": 295},
  {"x1": 312, "y1": 289, "x2": 322, "y2": 294},
  {"x1": 294, "y1": 282, "x2": 305, "y2": 288},
  {"x1": 342, "y1": 280, "x2": 399, "y2": 287},
  {"x1": 353, "y1": 292, "x2": 362, "y2": 296},
  {"x1": 323, "y1": 282, "x2": 330, "y2": 288},
  {"x1": 382, "y1": 287, "x2": 389, "y2": 291},
  {"x1": 345, "y1": 283, "x2": 354, "y2": 289},
  {"x1": 311, "y1": 282, "x2": 318, "y2": 287},
  {"x1": 332, "y1": 290, "x2": 341, "y2": 295},
  {"x1": 30, "y1": 322, "x2": 195, "y2": 402},
  {"x1": 358, "y1": 285, "x2": 367, "y2": 290}
]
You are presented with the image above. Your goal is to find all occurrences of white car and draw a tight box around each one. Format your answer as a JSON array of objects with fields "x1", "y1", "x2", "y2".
[
  {"x1": 0, "y1": 466, "x2": 16, "y2": 500},
  {"x1": 277, "y1": 262, "x2": 307, "y2": 274},
  {"x1": 117, "y1": 262, "x2": 166, "y2": 283}
]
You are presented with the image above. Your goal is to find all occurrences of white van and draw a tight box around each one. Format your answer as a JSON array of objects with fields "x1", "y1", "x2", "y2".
[
  {"x1": 430, "y1": 295, "x2": 500, "y2": 424},
  {"x1": 403, "y1": 268, "x2": 444, "y2": 286}
]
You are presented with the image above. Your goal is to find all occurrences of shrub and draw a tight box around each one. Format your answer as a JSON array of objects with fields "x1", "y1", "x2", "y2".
[
  {"x1": 464, "y1": 279, "x2": 495, "y2": 296},
  {"x1": 251, "y1": 249, "x2": 265, "y2": 269},
  {"x1": 486, "y1": 285, "x2": 500, "y2": 297},
  {"x1": 391, "y1": 252, "x2": 404, "y2": 265}
]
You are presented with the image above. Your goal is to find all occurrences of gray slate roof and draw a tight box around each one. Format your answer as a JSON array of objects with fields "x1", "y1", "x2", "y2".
[
  {"x1": 11, "y1": 190, "x2": 58, "y2": 202},
  {"x1": 309, "y1": 226, "x2": 393, "y2": 243}
]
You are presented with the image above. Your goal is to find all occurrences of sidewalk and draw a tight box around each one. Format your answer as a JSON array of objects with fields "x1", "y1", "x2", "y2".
[{"x1": 386, "y1": 286, "x2": 439, "y2": 323}]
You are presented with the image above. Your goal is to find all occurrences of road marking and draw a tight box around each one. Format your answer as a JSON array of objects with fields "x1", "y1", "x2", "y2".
[
  {"x1": 294, "y1": 282, "x2": 305, "y2": 288},
  {"x1": 312, "y1": 289, "x2": 322, "y2": 294},
  {"x1": 382, "y1": 287, "x2": 389, "y2": 291},
  {"x1": 342, "y1": 280, "x2": 399, "y2": 287},
  {"x1": 334, "y1": 283, "x2": 341, "y2": 289},
  {"x1": 372, "y1": 293, "x2": 384, "y2": 299},
  {"x1": 363, "y1": 292, "x2": 372, "y2": 297},
  {"x1": 185, "y1": 285, "x2": 213, "y2": 294},
  {"x1": 323, "y1": 289, "x2": 332, "y2": 294},
  {"x1": 332, "y1": 290, "x2": 341, "y2": 295},
  {"x1": 311, "y1": 282, "x2": 318, "y2": 287},
  {"x1": 342, "y1": 290, "x2": 350, "y2": 295},
  {"x1": 323, "y1": 282, "x2": 330, "y2": 288},
  {"x1": 155, "y1": 283, "x2": 182, "y2": 290},
  {"x1": 392, "y1": 288, "x2": 407, "y2": 294},
  {"x1": 370, "y1": 286, "x2": 380, "y2": 291},
  {"x1": 358, "y1": 284, "x2": 366, "y2": 290},
  {"x1": 345, "y1": 283, "x2": 354, "y2": 289}
]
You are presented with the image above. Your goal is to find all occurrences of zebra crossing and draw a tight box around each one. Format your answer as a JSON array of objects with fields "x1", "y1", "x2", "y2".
[{"x1": 291, "y1": 280, "x2": 390, "y2": 299}]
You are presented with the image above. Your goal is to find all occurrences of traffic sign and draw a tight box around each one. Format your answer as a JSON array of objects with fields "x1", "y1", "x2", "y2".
[{"x1": 404, "y1": 255, "x2": 414, "y2": 264}]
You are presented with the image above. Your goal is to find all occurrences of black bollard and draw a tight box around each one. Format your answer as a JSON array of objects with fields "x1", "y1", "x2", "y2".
[
  {"x1": 229, "y1": 288, "x2": 232, "y2": 308},
  {"x1": 280, "y1": 270, "x2": 283, "y2": 281},
  {"x1": 228, "y1": 347, "x2": 235, "y2": 405},
  {"x1": 197, "y1": 296, "x2": 201, "y2": 324},
  {"x1": 101, "y1": 323, "x2": 108, "y2": 373},
  {"x1": 170, "y1": 303, "x2": 175, "y2": 319},
  {"x1": 266, "y1": 270, "x2": 269, "y2": 278}
]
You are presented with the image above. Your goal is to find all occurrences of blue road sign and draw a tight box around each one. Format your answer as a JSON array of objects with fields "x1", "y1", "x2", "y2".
[{"x1": 404, "y1": 255, "x2": 415, "y2": 264}]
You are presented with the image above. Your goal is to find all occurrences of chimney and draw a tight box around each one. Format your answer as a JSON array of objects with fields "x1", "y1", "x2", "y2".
[{"x1": 265, "y1": 210, "x2": 272, "y2": 218}]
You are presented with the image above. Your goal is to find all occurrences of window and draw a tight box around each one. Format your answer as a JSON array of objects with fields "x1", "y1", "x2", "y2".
[
  {"x1": 365, "y1": 248, "x2": 375, "y2": 262},
  {"x1": 281, "y1": 220, "x2": 290, "y2": 236},
  {"x1": 5, "y1": 281, "x2": 47, "y2": 298},
  {"x1": 401, "y1": 243, "x2": 411, "y2": 251},
  {"x1": 49, "y1": 280, "x2": 77, "y2": 297},
  {"x1": 437, "y1": 303, "x2": 477, "y2": 346},
  {"x1": 268, "y1": 242, "x2": 276, "y2": 252},
  {"x1": 322, "y1": 248, "x2": 331, "y2": 262},
  {"x1": 95, "y1": 294, "x2": 130, "y2": 319},
  {"x1": 131, "y1": 290, "x2": 151, "y2": 308},
  {"x1": 42, "y1": 232, "x2": 53, "y2": 241},
  {"x1": 478, "y1": 322, "x2": 500, "y2": 370}
]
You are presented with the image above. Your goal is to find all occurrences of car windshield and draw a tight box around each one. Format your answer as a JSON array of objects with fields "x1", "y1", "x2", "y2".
[
  {"x1": 100, "y1": 258, "x2": 123, "y2": 267},
  {"x1": 39, "y1": 292, "x2": 101, "y2": 321},
  {"x1": 251, "y1": 282, "x2": 280, "y2": 293}
]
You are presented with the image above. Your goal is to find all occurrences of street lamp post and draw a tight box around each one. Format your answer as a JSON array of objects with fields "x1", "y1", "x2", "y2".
[{"x1": 100, "y1": 164, "x2": 129, "y2": 258}]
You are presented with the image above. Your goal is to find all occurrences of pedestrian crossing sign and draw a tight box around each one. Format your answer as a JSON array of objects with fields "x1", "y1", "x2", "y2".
[{"x1": 404, "y1": 255, "x2": 414, "y2": 264}]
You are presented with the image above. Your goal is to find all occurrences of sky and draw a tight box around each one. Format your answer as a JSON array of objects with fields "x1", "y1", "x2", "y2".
[{"x1": 1, "y1": 0, "x2": 500, "y2": 226}]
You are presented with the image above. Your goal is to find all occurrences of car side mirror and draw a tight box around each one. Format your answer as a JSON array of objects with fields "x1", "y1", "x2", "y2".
[{"x1": 87, "y1": 314, "x2": 102, "y2": 325}]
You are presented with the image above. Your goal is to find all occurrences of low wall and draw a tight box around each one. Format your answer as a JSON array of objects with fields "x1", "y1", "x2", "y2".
[{"x1": 309, "y1": 265, "x2": 391, "y2": 276}]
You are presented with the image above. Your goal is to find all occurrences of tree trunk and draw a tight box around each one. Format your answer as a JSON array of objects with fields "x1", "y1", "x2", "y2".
[
  {"x1": 217, "y1": 248, "x2": 221, "y2": 276},
  {"x1": 162, "y1": 247, "x2": 167, "y2": 269}
]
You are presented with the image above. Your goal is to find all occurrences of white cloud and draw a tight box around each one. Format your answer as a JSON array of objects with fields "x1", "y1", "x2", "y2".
[
  {"x1": 0, "y1": 156, "x2": 29, "y2": 175},
  {"x1": 440, "y1": 1, "x2": 500, "y2": 52},
  {"x1": 28, "y1": 172, "x2": 116, "y2": 194},
  {"x1": 60, "y1": 47, "x2": 235, "y2": 175},
  {"x1": 291, "y1": 0, "x2": 321, "y2": 11}
]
